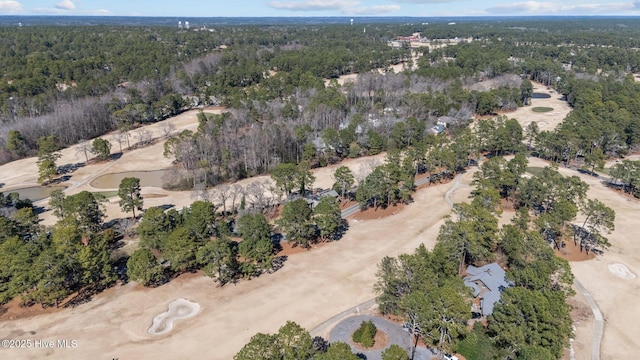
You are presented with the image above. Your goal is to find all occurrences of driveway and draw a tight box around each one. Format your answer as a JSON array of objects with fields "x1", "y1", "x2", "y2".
[{"x1": 329, "y1": 315, "x2": 435, "y2": 360}]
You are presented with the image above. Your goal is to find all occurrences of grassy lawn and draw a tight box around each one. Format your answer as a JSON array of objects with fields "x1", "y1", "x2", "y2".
[
  {"x1": 92, "y1": 190, "x2": 118, "y2": 198},
  {"x1": 531, "y1": 107, "x2": 554, "y2": 113},
  {"x1": 525, "y1": 166, "x2": 545, "y2": 177}
]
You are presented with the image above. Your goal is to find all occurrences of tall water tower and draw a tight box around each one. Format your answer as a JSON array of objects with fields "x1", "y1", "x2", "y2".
[
  {"x1": 185, "y1": 21, "x2": 190, "y2": 30},
  {"x1": 178, "y1": 21, "x2": 182, "y2": 29},
  {"x1": 350, "y1": 19, "x2": 353, "y2": 26}
]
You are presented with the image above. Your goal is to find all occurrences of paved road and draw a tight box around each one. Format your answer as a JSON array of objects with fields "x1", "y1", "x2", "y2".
[
  {"x1": 556, "y1": 163, "x2": 604, "y2": 360},
  {"x1": 316, "y1": 173, "x2": 464, "y2": 359},
  {"x1": 574, "y1": 276, "x2": 603, "y2": 360},
  {"x1": 444, "y1": 173, "x2": 463, "y2": 207},
  {"x1": 310, "y1": 299, "x2": 377, "y2": 338},
  {"x1": 329, "y1": 315, "x2": 435, "y2": 360},
  {"x1": 332, "y1": 161, "x2": 603, "y2": 360},
  {"x1": 526, "y1": 160, "x2": 605, "y2": 360},
  {"x1": 341, "y1": 203, "x2": 360, "y2": 218}
]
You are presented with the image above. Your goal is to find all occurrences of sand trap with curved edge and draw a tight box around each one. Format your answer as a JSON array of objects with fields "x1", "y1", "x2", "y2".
[
  {"x1": 608, "y1": 263, "x2": 636, "y2": 280},
  {"x1": 148, "y1": 298, "x2": 200, "y2": 335}
]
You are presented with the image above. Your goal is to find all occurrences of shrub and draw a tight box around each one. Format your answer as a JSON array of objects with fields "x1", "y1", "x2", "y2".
[
  {"x1": 456, "y1": 322, "x2": 502, "y2": 360},
  {"x1": 352, "y1": 320, "x2": 376, "y2": 348},
  {"x1": 381, "y1": 344, "x2": 409, "y2": 360}
]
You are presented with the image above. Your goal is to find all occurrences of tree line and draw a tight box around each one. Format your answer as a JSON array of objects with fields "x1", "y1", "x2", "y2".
[
  {"x1": 234, "y1": 136, "x2": 616, "y2": 359},
  {"x1": 374, "y1": 153, "x2": 613, "y2": 359}
]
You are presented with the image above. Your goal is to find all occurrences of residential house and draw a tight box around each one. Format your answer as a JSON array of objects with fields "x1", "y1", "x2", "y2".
[{"x1": 464, "y1": 262, "x2": 512, "y2": 317}]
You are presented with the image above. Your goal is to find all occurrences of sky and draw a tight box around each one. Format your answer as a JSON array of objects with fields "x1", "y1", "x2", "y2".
[{"x1": 1, "y1": 0, "x2": 640, "y2": 17}]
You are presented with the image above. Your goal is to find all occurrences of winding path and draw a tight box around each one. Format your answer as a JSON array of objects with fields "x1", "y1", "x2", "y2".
[
  {"x1": 574, "y1": 272, "x2": 604, "y2": 360},
  {"x1": 444, "y1": 173, "x2": 463, "y2": 208},
  {"x1": 311, "y1": 172, "x2": 466, "y2": 356},
  {"x1": 310, "y1": 299, "x2": 376, "y2": 338},
  {"x1": 526, "y1": 162, "x2": 605, "y2": 360},
  {"x1": 563, "y1": 164, "x2": 604, "y2": 360}
]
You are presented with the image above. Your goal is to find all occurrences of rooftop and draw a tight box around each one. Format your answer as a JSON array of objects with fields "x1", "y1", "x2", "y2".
[{"x1": 464, "y1": 262, "x2": 512, "y2": 316}]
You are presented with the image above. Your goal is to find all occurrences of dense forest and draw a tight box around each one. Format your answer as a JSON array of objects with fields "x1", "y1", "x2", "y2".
[
  {"x1": 4, "y1": 18, "x2": 640, "y2": 169},
  {"x1": 0, "y1": 17, "x2": 637, "y2": 359}
]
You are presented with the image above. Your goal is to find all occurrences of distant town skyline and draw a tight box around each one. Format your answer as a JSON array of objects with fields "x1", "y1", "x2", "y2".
[{"x1": 1, "y1": 0, "x2": 640, "y2": 17}]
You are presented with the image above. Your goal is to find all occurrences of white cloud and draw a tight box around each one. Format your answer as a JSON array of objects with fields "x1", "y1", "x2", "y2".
[
  {"x1": 33, "y1": 6, "x2": 109, "y2": 15},
  {"x1": 353, "y1": 4, "x2": 401, "y2": 14},
  {"x1": 55, "y1": 0, "x2": 75, "y2": 10},
  {"x1": 269, "y1": 0, "x2": 360, "y2": 11},
  {"x1": 0, "y1": 0, "x2": 23, "y2": 13},
  {"x1": 487, "y1": 1, "x2": 640, "y2": 15},
  {"x1": 269, "y1": 0, "x2": 400, "y2": 14}
]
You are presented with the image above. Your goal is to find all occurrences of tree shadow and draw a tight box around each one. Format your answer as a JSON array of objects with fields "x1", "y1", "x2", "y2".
[
  {"x1": 49, "y1": 175, "x2": 71, "y2": 184},
  {"x1": 57, "y1": 162, "x2": 85, "y2": 175},
  {"x1": 271, "y1": 233, "x2": 285, "y2": 252},
  {"x1": 157, "y1": 204, "x2": 175, "y2": 211},
  {"x1": 270, "y1": 255, "x2": 287, "y2": 273},
  {"x1": 33, "y1": 205, "x2": 47, "y2": 215},
  {"x1": 332, "y1": 220, "x2": 350, "y2": 241}
]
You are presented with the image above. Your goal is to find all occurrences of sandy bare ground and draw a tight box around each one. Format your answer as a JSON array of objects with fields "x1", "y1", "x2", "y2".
[
  {"x1": 0, "y1": 109, "x2": 221, "y2": 192},
  {"x1": 527, "y1": 157, "x2": 640, "y2": 360},
  {"x1": 0, "y1": 174, "x2": 458, "y2": 359},
  {"x1": 147, "y1": 298, "x2": 200, "y2": 336},
  {"x1": 0, "y1": 80, "x2": 636, "y2": 359},
  {"x1": 0, "y1": 109, "x2": 226, "y2": 225},
  {"x1": 506, "y1": 83, "x2": 573, "y2": 133},
  {"x1": 324, "y1": 49, "x2": 422, "y2": 87}
]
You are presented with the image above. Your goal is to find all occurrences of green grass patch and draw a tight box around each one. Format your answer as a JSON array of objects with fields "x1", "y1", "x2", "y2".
[
  {"x1": 525, "y1": 167, "x2": 545, "y2": 177},
  {"x1": 92, "y1": 190, "x2": 118, "y2": 198},
  {"x1": 531, "y1": 107, "x2": 554, "y2": 113}
]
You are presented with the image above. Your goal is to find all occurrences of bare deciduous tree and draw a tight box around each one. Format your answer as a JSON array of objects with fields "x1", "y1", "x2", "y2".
[
  {"x1": 76, "y1": 140, "x2": 93, "y2": 164},
  {"x1": 111, "y1": 132, "x2": 126, "y2": 154},
  {"x1": 356, "y1": 159, "x2": 380, "y2": 183},
  {"x1": 246, "y1": 181, "x2": 273, "y2": 211},
  {"x1": 160, "y1": 121, "x2": 176, "y2": 139},
  {"x1": 136, "y1": 128, "x2": 153, "y2": 146},
  {"x1": 229, "y1": 184, "x2": 244, "y2": 214},
  {"x1": 120, "y1": 127, "x2": 131, "y2": 150},
  {"x1": 214, "y1": 183, "x2": 231, "y2": 216}
]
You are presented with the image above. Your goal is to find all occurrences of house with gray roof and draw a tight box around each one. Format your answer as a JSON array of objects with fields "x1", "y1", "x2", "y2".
[
  {"x1": 464, "y1": 262, "x2": 512, "y2": 317},
  {"x1": 303, "y1": 188, "x2": 339, "y2": 208}
]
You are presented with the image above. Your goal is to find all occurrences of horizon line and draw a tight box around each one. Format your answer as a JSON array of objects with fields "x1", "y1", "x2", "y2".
[{"x1": 2, "y1": 14, "x2": 640, "y2": 18}]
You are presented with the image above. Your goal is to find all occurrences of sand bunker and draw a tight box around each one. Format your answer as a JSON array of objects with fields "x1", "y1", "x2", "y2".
[
  {"x1": 608, "y1": 263, "x2": 636, "y2": 280},
  {"x1": 148, "y1": 298, "x2": 200, "y2": 335}
]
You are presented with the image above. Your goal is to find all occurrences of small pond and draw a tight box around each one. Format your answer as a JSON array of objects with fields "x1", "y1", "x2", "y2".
[
  {"x1": 90, "y1": 170, "x2": 169, "y2": 189},
  {"x1": 531, "y1": 92, "x2": 551, "y2": 99},
  {"x1": 1, "y1": 185, "x2": 66, "y2": 202}
]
